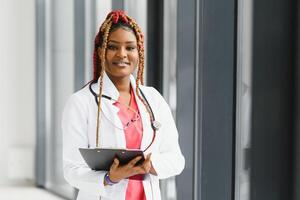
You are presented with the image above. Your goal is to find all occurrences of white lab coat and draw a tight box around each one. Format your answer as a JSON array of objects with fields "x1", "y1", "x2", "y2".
[{"x1": 62, "y1": 73, "x2": 185, "y2": 200}]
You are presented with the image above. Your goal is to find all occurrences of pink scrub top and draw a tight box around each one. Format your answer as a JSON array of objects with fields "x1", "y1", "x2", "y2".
[{"x1": 114, "y1": 88, "x2": 146, "y2": 200}]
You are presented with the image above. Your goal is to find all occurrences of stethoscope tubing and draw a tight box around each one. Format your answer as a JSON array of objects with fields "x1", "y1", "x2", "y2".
[
  {"x1": 88, "y1": 80, "x2": 157, "y2": 124},
  {"x1": 88, "y1": 80, "x2": 158, "y2": 152}
]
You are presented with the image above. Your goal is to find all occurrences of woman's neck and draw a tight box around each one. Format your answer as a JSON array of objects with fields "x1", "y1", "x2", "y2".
[
  {"x1": 108, "y1": 75, "x2": 132, "y2": 106},
  {"x1": 108, "y1": 75, "x2": 131, "y2": 94}
]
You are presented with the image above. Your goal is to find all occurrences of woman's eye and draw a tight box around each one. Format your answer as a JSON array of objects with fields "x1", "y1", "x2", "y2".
[
  {"x1": 107, "y1": 44, "x2": 118, "y2": 50},
  {"x1": 126, "y1": 46, "x2": 136, "y2": 51}
]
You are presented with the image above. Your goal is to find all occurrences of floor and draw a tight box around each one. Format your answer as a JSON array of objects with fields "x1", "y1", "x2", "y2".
[{"x1": 0, "y1": 186, "x2": 66, "y2": 200}]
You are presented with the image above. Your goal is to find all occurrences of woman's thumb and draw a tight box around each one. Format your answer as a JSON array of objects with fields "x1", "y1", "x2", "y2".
[{"x1": 111, "y1": 158, "x2": 119, "y2": 169}]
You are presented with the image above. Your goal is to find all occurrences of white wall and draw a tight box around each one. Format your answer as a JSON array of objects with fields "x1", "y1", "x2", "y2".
[{"x1": 0, "y1": 0, "x2": 36, "y2": 185}]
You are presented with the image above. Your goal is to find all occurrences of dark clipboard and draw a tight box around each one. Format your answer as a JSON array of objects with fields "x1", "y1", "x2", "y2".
[{"x1": 79, "y1": 148, "x2": 145, "y2": 171}]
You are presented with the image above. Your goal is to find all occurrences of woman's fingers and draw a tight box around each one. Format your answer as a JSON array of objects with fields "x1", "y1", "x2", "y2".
[
  {"x1": 123, "y1": 156, "x2": 145, "y2": 176},
  {"x1": 142, "y1": 154, "x2": 152, "y2": 172},
  {"x1": 142, "y1": 161, "x2": 152, "y2": 172},
  {"x1": 132, "y1": 167, "x2": 146, "y2": 175},
  {"x1": 131, "y1": 154, "x2": 152, "y2": 174},
  {"x1": 109, "y1": 155, "x2": 152, "y2": 179},
  {"x1": 128, "y1": 156, "x2": 142, "y2": 167},
  {"x1": 110, "y1": 158, "x2": 119, "y2": 170},
  {"x1": 108, "y1": 158, "x2": 122, "y2": 182},
  {"x1": 132, "y1": 162, "x2": 151, "y2": 174},
  {"x1": 145, "y1": 153, "x2": 151, "y2": 161},
  {"x1": 108, "y1": 155, "x2": 152, "y2": 181}
]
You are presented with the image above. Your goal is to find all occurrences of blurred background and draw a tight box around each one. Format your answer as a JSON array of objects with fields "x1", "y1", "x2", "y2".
[{"x1": 1, "y1": 0, "x2": 300, "y2": 199}]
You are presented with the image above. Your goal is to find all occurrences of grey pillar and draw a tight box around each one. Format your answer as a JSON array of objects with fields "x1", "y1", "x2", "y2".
[{"x1": 176, "y1": 0, "x2": 236, "y2": 199}]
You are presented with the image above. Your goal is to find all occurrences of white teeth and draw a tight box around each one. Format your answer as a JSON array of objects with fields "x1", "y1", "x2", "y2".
[{"x1": 113, "y1": 61, "x2": 128, "y2": 66}]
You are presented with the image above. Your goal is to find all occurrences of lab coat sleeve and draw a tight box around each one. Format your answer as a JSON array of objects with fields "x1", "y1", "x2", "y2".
[
  {"x1": 62, "y1": 94, "x2": 121, "y2": 198},
  {"x1": 149, "y1": 88, "x2": 185, "y2": 179}
]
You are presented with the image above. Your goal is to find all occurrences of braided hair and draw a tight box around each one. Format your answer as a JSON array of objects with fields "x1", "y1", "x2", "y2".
[{"x1": 93, "y1": 10, "x2": 154, "y2": 147}]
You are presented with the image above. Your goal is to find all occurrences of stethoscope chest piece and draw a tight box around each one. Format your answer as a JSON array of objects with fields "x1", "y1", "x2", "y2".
[{"x1": 152, "y1": 120, "x2": 161, "y2": 131}]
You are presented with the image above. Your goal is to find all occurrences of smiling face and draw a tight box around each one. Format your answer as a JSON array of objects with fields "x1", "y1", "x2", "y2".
[{"x1": 101, "y1": 27, "x2": 139, "y2": 82}]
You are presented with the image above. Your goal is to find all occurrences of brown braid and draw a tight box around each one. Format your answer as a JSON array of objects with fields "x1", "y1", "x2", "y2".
[
  {"x1": 95, "y1": 20, "x2": 112, "y2": 147},
  {"x1": 93, "y1": 10, "x2": 154, "y2": 148}
]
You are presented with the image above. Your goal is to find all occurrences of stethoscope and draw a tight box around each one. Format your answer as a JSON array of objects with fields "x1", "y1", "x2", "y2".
[{"x1": 89, "y1": 80, "x2": 161, "y2": 151}]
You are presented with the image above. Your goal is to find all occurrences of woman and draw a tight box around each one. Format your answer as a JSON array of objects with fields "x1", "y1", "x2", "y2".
[{"x1": 62, "y1": 10, "x2": 185, "y2": 200}]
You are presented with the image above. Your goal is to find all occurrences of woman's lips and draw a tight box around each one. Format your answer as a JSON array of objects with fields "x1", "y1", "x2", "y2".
[{"x1": 112, "y1": 61, "x2": 130, "y2": 67}]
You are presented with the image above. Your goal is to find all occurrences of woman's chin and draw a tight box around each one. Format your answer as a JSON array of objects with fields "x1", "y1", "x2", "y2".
[{"x1": 106, "y1": 70, "x2": 132, "y2": 80}]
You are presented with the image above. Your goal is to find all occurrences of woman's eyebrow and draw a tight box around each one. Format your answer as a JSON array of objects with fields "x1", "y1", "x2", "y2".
[{"x1": 108, "y1": 40, "x2": 136, "y2": 44}]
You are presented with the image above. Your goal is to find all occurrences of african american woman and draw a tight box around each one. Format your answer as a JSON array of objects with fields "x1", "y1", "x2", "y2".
[{"x1": 62, "y1": 10, "x2": 185, "y2": 200}]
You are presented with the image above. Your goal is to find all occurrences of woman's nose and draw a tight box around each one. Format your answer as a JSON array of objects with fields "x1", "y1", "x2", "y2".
[{"x1": 116, "y1": 47, "x2": 127, "y2": 58}]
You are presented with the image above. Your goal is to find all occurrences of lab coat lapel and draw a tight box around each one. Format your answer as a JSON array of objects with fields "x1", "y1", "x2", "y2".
[
  {"x1": 130, "y1": 75, "x2": 153, "y2": 152},
  {"x1": 94, "y1": 73, "x2": 126, "y2": 148}
]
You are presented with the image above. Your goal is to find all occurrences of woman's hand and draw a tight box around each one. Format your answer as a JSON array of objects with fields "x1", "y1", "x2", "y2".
[{"x1": 108, "y1": 154, "x2": 153, "y2": 183}]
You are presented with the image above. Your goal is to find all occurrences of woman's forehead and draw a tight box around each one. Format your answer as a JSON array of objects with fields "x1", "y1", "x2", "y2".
[{"x1": 108, "y1": 27, "x2": 137, "y2": 43}]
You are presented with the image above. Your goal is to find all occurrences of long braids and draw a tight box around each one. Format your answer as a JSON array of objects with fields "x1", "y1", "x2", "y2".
[
  {"x1": 93, "y1": 10, "x2": 154, "y2": 148},
  {"x1": 94, "y1": 16, "x2": 113, "y2": 147},
  {"x1": 127, "y1": 15, "x2": 155, "y2": 123}
]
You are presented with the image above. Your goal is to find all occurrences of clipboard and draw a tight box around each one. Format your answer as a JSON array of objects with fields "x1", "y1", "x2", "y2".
[{"x1": 79, "y1": 148, "x2": 145, "y2": 171}]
